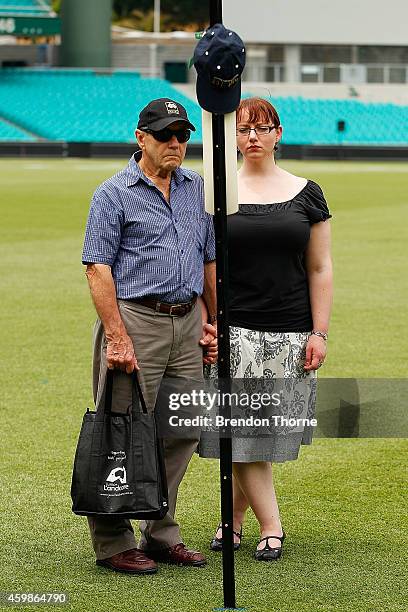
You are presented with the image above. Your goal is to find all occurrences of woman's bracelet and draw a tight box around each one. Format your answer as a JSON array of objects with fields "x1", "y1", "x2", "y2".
[{"x1": 311, "y1": 330, "x2": 328, "y2": 341}]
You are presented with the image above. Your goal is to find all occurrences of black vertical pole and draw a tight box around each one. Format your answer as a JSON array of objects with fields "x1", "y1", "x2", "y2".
[
  {"x1": 210, "y1": 0, "x2": 223, "y2": 25},
  {"x1": 209, "y1": 1, "x2": 236, "y2": 609}
]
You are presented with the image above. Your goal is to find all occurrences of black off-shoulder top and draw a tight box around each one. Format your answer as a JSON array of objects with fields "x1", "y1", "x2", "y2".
[{"x1": 227, "y1": 179, "x2": 332, "y2": 332}]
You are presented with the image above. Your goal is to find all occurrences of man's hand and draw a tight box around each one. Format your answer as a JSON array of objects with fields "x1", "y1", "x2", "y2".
[
  {"x1": 85, "y1": 263, "x2": 139, "y2": 374},
  {"x1": 199, "y1": 322, "x2": 218, "y2": 365},
  {"x1": 106, "y1": 332, "x2": 139, "y2": 373}
]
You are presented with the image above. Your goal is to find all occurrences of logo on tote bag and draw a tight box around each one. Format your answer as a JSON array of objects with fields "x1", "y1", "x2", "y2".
[
  {"x1": 106, "y1": 466, "x2": 127, "y2": 485},
  {"x1": 101, "y1": 450, "x2": 131, "y2": 494}
]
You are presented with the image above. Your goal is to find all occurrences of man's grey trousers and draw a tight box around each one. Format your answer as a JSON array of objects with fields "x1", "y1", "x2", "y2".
[{"x1": 87, "y1": 299, "x2": 203, "y2": 560}]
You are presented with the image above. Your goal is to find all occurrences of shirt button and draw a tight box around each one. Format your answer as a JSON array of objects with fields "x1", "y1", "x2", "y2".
[
  {"x1": 174, "y1": 218, "x2": 178, "y2": 223},
  {"x1": 181, "y1": 249, "x2": 184, "y2": 254}
]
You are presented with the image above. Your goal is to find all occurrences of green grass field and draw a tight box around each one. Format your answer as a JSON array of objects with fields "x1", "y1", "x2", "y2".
[{"x1": 0, "y1": 158, "x2": 407, "y2": 612}]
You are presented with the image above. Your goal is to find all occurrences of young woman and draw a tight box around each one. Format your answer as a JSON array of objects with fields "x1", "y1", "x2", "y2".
[{"x1": 199, "y1": 97, "x2": 333, "y2": 561}]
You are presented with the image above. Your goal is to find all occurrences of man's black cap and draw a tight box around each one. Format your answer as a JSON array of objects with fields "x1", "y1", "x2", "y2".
[
  {"x1": 137, "y1": 98, "x2": 196, "y2": 131},
  {"x1": 193, "y1": 23, "x2": 246, "y2": 114}
]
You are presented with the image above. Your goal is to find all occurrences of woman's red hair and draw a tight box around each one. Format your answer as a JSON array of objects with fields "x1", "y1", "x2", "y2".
[{"x1": 236, "y1": 97, "x2": 280, "y2": 127}]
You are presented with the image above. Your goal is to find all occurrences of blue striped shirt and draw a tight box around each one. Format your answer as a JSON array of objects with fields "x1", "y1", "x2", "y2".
[{"x1": 82, "y1": 152, "x2": 216, "y2": 302}]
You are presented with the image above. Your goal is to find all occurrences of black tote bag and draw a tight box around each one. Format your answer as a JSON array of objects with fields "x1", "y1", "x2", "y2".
[{"x1": 71, "y1": 370, "x2": 168, "y2": 519}]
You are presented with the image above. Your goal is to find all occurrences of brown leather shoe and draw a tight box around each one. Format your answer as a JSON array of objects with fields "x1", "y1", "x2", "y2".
[
  {"x1": 96, "y1": 548, "x2": 158, "y2": 574},
  {"x1": 146, "y1": 543, "x2": 206, "y2": 567}
]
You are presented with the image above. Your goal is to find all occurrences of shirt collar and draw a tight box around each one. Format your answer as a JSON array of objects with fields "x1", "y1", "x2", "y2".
[{"x1": 125, "y1": 150, "x2": 192, "y2": 188}]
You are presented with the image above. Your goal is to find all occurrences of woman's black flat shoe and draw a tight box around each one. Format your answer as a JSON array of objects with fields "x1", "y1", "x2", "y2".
[
  {"x1": 210, "y1": 523, "x2": 242, "y2": 551},
  {"x1": 254, "y1": 531, "x2": 286, "y2": 561}
]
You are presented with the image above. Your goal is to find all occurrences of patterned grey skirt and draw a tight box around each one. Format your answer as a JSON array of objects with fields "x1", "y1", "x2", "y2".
[{"x1": 198, "y1": 326, "x2": 317, "y2": 463}]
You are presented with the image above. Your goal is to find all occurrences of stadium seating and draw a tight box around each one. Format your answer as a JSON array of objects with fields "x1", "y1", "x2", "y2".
[
  {"x1": 0, "y1": 68, "x2": 407, "y2": 145},
  {"x1": 0, "y1": 69, "x2": 203, "y2": 143},
  {"x1": 267, "y1": 96, "x2": 408, "y2": 146},
  {"x1": 0, "y1": 0, "x2": 51, "y2": 16},
  {"x1": 0, "y1": 118, "x2": 35, "y2": 140}
]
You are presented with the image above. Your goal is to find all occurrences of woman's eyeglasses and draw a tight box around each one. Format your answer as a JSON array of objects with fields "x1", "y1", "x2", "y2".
[
  {"x1": 143, "y1": 127, "x2": 191, "y2": 143},
  {"x1": 236, "y1": 125, "x2": 276, "y2": 136}
]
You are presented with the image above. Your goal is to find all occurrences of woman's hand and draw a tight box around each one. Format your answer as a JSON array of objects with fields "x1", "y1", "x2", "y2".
[
  {"x1": 304, "y1": 335, "x2": 327, "y2": 371},
  {"x1": 200, "y1": 323, "x2": 218, "y2": 365}
]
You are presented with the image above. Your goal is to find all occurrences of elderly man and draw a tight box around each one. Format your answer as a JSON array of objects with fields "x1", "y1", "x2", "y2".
[{"x1": 82, "y1": 98, "x2": 217, "y2": 575}]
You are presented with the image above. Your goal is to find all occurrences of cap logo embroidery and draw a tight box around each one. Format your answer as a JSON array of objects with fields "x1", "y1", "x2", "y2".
[
  {"x1": 211, "y1": 73, "x2": 240, "y2": 89},
  {"x1": 165, "y1": 101, "x2": 180, "y2": 114}
]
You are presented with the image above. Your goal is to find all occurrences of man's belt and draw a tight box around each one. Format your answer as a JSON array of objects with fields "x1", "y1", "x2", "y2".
[{"x1": 132, "y1": 295, "x2": 197, "y2": 317}]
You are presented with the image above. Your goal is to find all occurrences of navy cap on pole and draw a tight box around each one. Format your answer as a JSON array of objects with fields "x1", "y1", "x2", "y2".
[{"x1": 193, "y1": 24, "x2": 246, "y2": 114}]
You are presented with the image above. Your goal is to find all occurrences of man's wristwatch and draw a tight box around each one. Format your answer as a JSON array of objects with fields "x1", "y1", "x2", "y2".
[{"x1": 311, "y1": 330, "x2": 328, "y2": 341}]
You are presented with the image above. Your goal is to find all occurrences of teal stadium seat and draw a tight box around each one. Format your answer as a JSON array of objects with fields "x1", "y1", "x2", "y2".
[
  {"x1": 0, "y1": 69, "x2": 203, "y2": 143},
  {"x1": 0, "y1": 69, "x2": 407, "y2": 145},
  {"x1": 0, "y1": 118, "x2": 35, "y2": 140},
  {"x1": 0, "y1": 0, "x2": 51, "y2": 16},
  {"x1": 268, "y1": 95, "x2": 408, "y2": 145}
]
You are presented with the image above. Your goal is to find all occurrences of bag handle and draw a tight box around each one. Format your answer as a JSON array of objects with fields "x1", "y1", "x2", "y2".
[
  {"x1": 104, "y1": 369, "x2": 148, "y2": 415},
  {"x1": 132, "y1": 371, "x2": 148, "y2": 414}
]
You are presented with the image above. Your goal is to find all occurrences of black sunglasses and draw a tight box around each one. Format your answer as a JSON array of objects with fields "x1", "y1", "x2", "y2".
[{"x1": 143, "y1": 127, "x2": 191, "y2": 143}]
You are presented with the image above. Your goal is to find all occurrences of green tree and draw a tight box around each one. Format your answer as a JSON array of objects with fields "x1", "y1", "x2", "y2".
[
  {"x1": 161, "y1": 0, "x2": 208, "y2": 26},
  {"x1": 113, "y1": 0, "x2": 209, "y2": 27},
  {"x1": 113, "y1": 0, "x2": 150, "y2": 19},
  {"x1": 55, "y1": 0, "x2": 209, "y2": 30}
]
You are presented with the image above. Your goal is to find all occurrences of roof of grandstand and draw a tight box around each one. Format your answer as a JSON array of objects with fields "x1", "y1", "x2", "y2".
[{"x1": 0, "y1": 0, "x2": 55, "y2": 18}]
